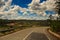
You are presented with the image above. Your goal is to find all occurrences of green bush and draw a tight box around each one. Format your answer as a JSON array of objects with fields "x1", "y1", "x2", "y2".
[{"x1": 50, "y1": 20, "x2": 60, "y2": 32}]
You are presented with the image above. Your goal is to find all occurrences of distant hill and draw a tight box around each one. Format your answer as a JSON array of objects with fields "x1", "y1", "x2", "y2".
[{"x1": 0, "y1": 19, "x2": 50, "y2": 26}]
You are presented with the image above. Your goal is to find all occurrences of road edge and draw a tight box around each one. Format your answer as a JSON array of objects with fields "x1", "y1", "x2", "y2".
[{"x1": 48, "y1": 28, "x2": 60, "y2": 39}]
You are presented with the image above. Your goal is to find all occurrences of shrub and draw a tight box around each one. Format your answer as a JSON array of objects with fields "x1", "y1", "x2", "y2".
[{"x1": 50, "y1": 20, "x2": 60, "y2": 32}]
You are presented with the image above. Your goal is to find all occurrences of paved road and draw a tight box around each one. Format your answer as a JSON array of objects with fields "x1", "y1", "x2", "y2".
[
  {"x1": 0, "y1": 27, "x2": 59, "y2": 40},
  {"x1": 25, "y1": 27, "x2": 59, "y2": 40},
  {"x1": 25, "y1": 32, "x2": 49, "y2": 40}
]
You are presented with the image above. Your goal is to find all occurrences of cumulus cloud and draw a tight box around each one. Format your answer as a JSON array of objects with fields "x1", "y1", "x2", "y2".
[
  {"x1": 28, "y1": 0, "x2": 56, "y2": 15},
  {"x1": 28, "y1": 0, "x2": 40, "y2": 6},
  {"x1": 0, "y1": 0, "x2": 57, "y2": 20}
]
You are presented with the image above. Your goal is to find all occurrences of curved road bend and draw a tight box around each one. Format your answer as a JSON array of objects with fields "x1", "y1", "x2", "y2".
[{"x1": 0, "y1": 27, "x2": 59, "y2": 40}]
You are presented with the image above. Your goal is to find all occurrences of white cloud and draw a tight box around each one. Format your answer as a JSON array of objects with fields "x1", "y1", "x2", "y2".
[
  {"x1": 28, "y1": 0, "x2": 56, "y2": 15},
  {"x1": 0, "y1": 0, "x2": 57, "y2": 20},
  {"x1": 28, "y1": 0, "x2": 40, "y2": 6}
]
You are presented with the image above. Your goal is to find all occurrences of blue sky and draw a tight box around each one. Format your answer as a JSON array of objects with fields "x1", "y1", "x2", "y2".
[
  {"x1": 11, "y1": 0, "x2": 54, "y2": 17},
  {"x1": 0, "y1": 0, "x2": 56, "y2": 20},
  {"x1": 11, "y1": 0, "x2": 46, "y2": 8}
]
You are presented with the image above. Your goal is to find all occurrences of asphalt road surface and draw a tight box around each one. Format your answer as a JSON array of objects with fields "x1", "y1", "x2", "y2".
[
  {"x1": 0, "y1": 27, "x2": 59, "y2": 40},
  {"x1": 25, "y1": 32, "x2": 49, "y2": 40}
]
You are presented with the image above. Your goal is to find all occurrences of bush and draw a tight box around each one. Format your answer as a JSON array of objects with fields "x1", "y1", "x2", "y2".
[{"x1": 50, "y1": 20, "x2": 60, "y2": 32}]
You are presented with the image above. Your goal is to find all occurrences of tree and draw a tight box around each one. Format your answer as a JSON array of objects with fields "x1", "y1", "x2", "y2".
[
  {"x1": 49, "y1": 15, "x2": 53, "y2": 20},
  {"x1": 56, "y1": 0, "x2": 60, "y2": 15},
  {"x1": 50, "y1": 0, "x2": 60, "y2": 32}
]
